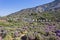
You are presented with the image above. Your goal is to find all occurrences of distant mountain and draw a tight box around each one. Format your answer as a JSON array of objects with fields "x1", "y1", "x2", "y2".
[{"x1": 7, "y1": 0, "x2": 60, "y2": 22}]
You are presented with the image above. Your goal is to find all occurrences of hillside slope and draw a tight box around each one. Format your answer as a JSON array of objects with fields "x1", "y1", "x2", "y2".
[{"x1": 6, "y1": 0, "x2": 60, "y2": 22}]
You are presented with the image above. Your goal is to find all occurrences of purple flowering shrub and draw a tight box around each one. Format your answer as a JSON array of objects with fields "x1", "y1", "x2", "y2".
[{"x1": 0, "y1": 22, "x2": 60, "y2": 40}]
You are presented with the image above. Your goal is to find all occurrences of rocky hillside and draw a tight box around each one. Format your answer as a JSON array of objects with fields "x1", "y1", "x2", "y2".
[{"x1": 6, "y1": 0, "x2": 60, "y2": 22}]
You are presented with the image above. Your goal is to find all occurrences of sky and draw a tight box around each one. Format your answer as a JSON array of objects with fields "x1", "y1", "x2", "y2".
[{"x1": 0, "y1": 0, "x2": 54, "y2": 16}]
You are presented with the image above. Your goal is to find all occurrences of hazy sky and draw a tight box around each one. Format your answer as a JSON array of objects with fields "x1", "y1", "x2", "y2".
[{"x1": 0, "y1": 0, "x2": 54, "y2": 16}]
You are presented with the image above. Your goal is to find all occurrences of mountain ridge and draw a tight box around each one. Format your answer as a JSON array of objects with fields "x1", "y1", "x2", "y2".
[
  {"x1": 6, "y1": 0, "x2": 60, "y2": 22},
  {"x1": 7, "y1": 0, "x2": 60, "y2": 16}
]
